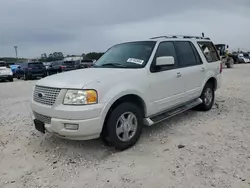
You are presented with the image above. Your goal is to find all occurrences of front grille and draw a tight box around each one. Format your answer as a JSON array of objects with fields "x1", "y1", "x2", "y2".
[
  {"x1": 33, "y1": 86, "x2": 61, "y2": 106},
  {"x1": 33, "y1": 111, "x2": 51, "y2": 124}
]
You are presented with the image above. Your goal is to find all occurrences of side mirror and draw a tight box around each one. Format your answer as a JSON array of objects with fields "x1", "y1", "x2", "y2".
[
  {"x1": 18, "y1": 66, "x2": 21, "y2": 68},
  {"x1": 227, "y1": 45, "x2": 229, "y2": 49},
  {"x1": 156, "y1": 56, "x2": 174, "y2": 66}
]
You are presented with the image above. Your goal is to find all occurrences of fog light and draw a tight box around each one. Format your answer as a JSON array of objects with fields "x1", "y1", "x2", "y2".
[{"x1": 64, "y1": 123, "x2": 79, "y2": 130}]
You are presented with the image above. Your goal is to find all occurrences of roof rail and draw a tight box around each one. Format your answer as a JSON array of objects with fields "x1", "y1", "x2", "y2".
[{"x1": 150, "y1": 35, "x2": 210, "y2": 40}]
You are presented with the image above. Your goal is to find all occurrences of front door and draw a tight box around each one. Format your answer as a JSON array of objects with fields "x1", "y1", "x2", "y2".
[{"x1": 148, "y1": 42, "x2": 186, "y2": 113}]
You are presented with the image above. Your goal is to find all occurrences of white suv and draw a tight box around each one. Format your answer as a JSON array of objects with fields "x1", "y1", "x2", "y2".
[
  {"x1": 31, "y1": 35, "x2": 222, "y2": 150},
  {"x1": 0, "y1": 61, "x2": 14, "y2": 82}
]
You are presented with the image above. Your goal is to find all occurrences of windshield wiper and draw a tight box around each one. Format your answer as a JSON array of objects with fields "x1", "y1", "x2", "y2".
[{"x1": 100, "y1": 63, "x2": 126, "y2": 67}]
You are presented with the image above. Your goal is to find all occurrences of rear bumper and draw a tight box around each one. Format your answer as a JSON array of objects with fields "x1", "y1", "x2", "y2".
[
  {"x1": 27, "y1": 72, "x2": 46, "y2": 77},
  {"x1": 0, "y1": 75, "x2": 13, "y2": 79}
]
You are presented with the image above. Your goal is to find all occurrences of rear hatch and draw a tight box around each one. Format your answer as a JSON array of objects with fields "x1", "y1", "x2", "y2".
[{"x1": 28, "y1": 63, "x2": 45, "y2": 73}]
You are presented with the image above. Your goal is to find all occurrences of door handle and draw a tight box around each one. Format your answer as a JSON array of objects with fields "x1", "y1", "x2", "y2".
[
  {"x1": 201, "y1": 67, "x2": 205, "y2": 72},
  {"x1": 176, "y1": 72, "x2": 182, "y2": 77}
]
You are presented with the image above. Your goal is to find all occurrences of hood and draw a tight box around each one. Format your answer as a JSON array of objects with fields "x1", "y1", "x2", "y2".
[{"x1": 36, "y1": 68, "x2": 131, "y2": 89}]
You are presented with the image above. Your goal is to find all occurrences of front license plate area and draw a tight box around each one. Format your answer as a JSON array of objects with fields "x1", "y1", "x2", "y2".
[{"x1": 34, "y1": 119, "x2": 45, "y2": 133}]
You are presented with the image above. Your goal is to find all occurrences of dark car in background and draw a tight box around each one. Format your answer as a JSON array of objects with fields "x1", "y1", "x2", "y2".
[
  {"x1": 81, "y1": 59, "x2": 95, "y2": 68},
  {"x1": 16, "y1": 62, "x2": 47, "y2": 80},
  {"x1": 43, "y1": 62, "x2": 52, "y2": 70},
  {"x1": 47, "y1": 60, "x2": 64, "y2": 75},
  {"x1": 61, "y1": 60, "x2": 84, "y2": 72}
]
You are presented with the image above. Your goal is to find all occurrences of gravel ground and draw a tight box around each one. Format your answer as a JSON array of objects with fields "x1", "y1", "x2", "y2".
[{"x1": 1, "y1": 64, "x2": 250, "y2": 188}]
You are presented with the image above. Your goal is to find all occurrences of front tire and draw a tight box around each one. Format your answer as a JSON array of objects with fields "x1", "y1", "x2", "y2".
[
  {"x1": 197, "y1": 82, "x2": 215, "y2": 111},
  {"x1": 103, "y1": 103, "x2": 143, "y2": 151}
]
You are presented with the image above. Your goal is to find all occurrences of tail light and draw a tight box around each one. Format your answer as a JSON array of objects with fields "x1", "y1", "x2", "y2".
[
  {"x1": 60, "y1": 66, "x2": 66, "y2": 69},
  {"x1": 220, "y1": 63, "x2": 222, "y2": 73}
]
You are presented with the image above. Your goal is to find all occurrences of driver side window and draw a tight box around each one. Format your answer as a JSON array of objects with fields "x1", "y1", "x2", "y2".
[{"x1": 151, "y1": 42, "x2": 178, "y2": 72}]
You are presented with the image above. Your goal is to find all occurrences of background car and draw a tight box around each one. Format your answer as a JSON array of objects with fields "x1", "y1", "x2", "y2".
[
  {"x1": 0, "y1": 61, "x2": 14, "y2": 82},
  {"x1": 238, "y1": 54, "x2": 250, "y2": 63},
  {"x1": 47, "y1": 60, "x2": 63, "y2": 75},
  {"x1": 81, "y1": 59, "x2": 95, "y2": 68},
  {"x1": 6, "y1": 62, "x2": 19, "y2": 77},
  {"x1": 60, "y1": 60, "x2": 84, "y2": 72},
  {"x1": 16, "y1": 62, "x2": 47, "y2": 80},
  {"x1": 43, "y1": 62, "x2": 52, "y2": 70}
]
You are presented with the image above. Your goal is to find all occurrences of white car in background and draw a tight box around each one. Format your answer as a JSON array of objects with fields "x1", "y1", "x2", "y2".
[
  {"x1": 0, "y1": 61, "x2": 14, "y2": 82},
  {"x1": 238, "y1": 54, "x2": 250, "y2": 63}
]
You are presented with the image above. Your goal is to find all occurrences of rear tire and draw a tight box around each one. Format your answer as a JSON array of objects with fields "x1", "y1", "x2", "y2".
[
  {"x1": 103, "y1": 102, "x2": 143, "y2": 151},
  {"x1": 226, "y1": 59, "x2": 234, "y2": 68},
  {"x1": 196, "y1": 82, "x2": 215, "y2": 111},
  {"x1": 8, "y1": 77, "x2": 13, "y2": 82},
  {"x1": 24, "y1": 73, "x2": 28, "y2": 81}
]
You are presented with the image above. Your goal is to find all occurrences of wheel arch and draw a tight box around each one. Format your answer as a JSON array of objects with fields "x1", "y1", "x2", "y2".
[
  {"x1": 101, "y1": 94, "x2": 147, "y2": 136},
  {"x1": 204, "y1": 76, "x2": 217, "y2": 91}
]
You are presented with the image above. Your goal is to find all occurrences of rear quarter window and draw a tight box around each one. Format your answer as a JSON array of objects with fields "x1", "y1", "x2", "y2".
[{"x1": 197, "y1": 41, "x2": 220, "y2": 62}]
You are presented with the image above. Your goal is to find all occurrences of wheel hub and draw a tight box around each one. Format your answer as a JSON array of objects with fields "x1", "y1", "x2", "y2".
[
  {"x1": 204, "y1": 88, "x2": 213, "y2": 105},
  {"x1": 116, "y1": 112, "x2": 138, "y2": 142}
]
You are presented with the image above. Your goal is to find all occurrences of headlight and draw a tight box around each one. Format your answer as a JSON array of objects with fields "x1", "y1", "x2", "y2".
[{"x1": 63, "y1": 89, "x2": 98, "y2": 105}]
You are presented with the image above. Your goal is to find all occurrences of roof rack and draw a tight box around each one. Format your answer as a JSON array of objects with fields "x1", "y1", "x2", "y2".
[{"x1": 150, "y1": 35, "x2": 210, "y2": 40}]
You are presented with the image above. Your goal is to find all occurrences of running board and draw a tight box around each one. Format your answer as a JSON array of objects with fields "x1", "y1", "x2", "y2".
[{"x1": 144, "y1": 98, "x2": 202, "y2": 126}]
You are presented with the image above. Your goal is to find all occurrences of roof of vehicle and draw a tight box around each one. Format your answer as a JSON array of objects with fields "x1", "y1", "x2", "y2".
[
  {"x1": 148, "y1": 35, "x2": 212, "y2": 42},
  {"x1": 115, "y1": 35, "x2": 212, "y2": 46}
]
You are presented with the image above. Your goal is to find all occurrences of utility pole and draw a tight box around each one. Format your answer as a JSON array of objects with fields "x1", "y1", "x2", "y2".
[{"x1": 14, "y1": 46, "x2": 18, "y2": 59}]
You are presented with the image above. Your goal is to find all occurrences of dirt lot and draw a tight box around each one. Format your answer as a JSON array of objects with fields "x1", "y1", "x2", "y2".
[{"x1": 0, "y1": 64, "x2": 250, "y2": 188}]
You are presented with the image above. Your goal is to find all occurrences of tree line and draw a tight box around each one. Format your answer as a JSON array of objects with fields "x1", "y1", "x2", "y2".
[{"x1": 40, "y1": 52, "x2": 104, "y2": 62}]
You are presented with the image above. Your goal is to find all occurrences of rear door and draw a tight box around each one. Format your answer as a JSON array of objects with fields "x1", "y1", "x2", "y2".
[
  {"x1": 148, "y1": 41, "x2": 186, "y2": 112},
  {"x1": 174, "y1": 41, "x2": 206, "y2": 102},
  {"x1": 197, "y1": 41, "x2": 221, "y2": 88}
]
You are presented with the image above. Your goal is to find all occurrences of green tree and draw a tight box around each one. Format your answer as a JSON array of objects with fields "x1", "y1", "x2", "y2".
[{"x1": 85, "y1": 52, "x2": 104, "y2": 60}]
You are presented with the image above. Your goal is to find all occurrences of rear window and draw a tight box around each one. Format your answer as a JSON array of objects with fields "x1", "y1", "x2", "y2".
[
  {"x1": 63, "y1": 61, "x2": 75, "y2": 65},
  {"x1": 197, "y1": 42, "x2": 220, "y2": 62},
  {"x1": 28, "y1": 63, "x2": 44, "y2": 68}
]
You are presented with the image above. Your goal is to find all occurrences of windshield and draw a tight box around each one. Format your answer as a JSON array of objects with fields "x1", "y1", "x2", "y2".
[
  {"x1": 0, "y1": 62, "x2": 6, "y2": 67},
  {"x1": 94, "y1": 41, "x2": 156, "y2": 68}
]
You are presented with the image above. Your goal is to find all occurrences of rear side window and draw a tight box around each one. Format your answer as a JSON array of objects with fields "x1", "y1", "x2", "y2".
[
  {"x1": 174, "y1": 41, "x2": 199, "y2": 67},
  {"x1": 197, "y1": 42, "x2": 220, "y2": 62}
]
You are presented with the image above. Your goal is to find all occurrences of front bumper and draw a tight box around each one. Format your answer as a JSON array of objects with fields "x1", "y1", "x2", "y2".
[{"x1": 31, "y1": 100, "x2": 106, "y2": 140}]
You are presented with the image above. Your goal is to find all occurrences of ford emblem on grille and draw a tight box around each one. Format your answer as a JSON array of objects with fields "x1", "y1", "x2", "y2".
[{"x1": 38, "y1": 92, "x2": 45, "y2": 98}]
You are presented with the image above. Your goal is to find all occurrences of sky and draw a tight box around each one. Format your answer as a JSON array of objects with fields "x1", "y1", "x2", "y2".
[{"x1": 0, "y1": 0, "x2": 250, "y2": 58}]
